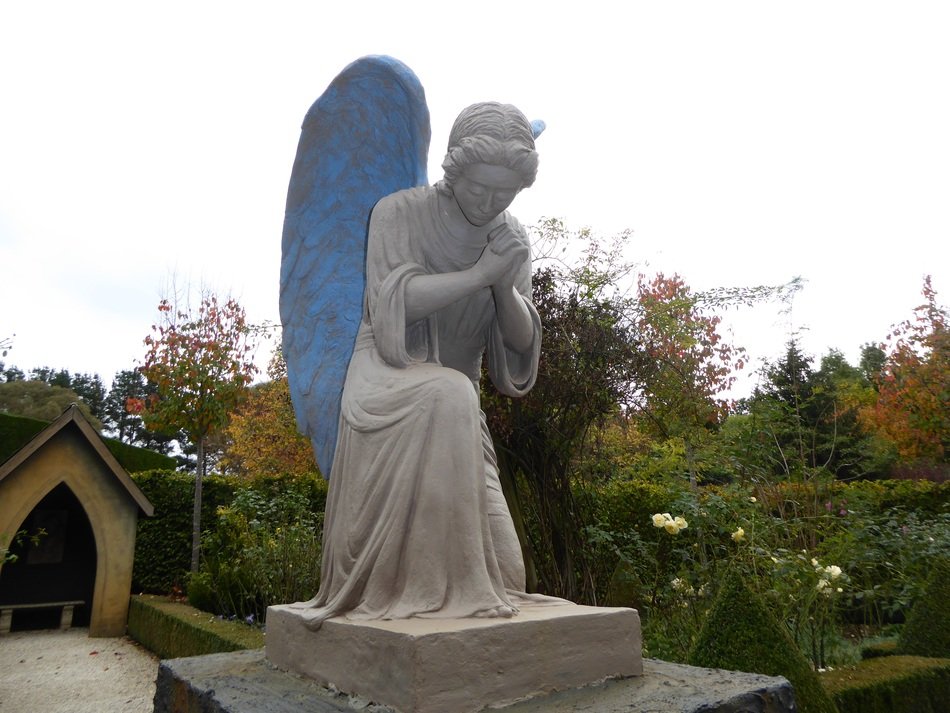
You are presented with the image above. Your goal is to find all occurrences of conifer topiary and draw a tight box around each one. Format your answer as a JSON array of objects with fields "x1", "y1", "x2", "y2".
[
  {"x1": 897, "y1": 556, "x2": 950, "y2": 658},
  {"x1": 687, "y1": 569, "x2": 838, "y2": 713}
]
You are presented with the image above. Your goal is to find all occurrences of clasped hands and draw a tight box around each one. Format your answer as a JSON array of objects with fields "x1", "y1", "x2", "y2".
[{"x1": 475, "y1": 223, "x2": 529, "y2": 290}]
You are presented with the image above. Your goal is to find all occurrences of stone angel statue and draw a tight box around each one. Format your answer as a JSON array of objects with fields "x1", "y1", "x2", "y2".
[{"x1": 280, "y1": 56, "x2": 548, "y2": 630}]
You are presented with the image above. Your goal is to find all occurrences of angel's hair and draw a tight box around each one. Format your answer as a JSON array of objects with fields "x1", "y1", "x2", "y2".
[{"x1": 437, "y1": 102, "x2": 538, "y2": 195}]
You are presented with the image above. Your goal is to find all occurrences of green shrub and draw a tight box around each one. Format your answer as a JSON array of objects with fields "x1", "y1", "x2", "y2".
[
  {"x1": 897, "y1": 557, "x2": 950, "y2": 658},
  {"x1": 189, "y1": 477, "x2": 324, "y2": 622},
  {"x1": 127, "y1": 594, "x2": 263, "y2": 659},
  {"x1": 821, "y1": 655, "x2": 950, "y2": 713},
  {"x1": 688, "y1": 569, "x2": 839, "y2": 713},
  {"x1": 594, "y1": 478, "x2": 685, "y2": 534},
  {"x1": 822, "y1": 508, "x2": 950, "y2": 626}
]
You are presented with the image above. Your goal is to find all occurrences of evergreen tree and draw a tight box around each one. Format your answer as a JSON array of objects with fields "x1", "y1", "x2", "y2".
[{"x1": 103, "y1": 368, "x2": 176, "y2": 454}]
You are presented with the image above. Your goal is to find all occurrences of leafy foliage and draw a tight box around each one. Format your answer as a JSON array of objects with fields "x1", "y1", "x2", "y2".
[
  {"x1": 823, "y1": 507, "x2": 949, "y2": 626},
  {"x1": 133, "y1": 293, "x2": 258, "y2": 458},
  {"x1": 0, "y1": 379, "x2": 101, "y2": 428},
  {"x1": 220, "y1": 349, "x2": 317, "y2": 479},
  {"x1": 133, "y1": 292, "x2": 258, "y2": 571},
  {"x1": 629, "y1": 272, "x2": 748, "y2": 489},
  {"x1": 103, "y1": 369, "x2": 176, "y2": 453},
  {"x1": 632, "y1": 273, "x2": 744, "y2": 437},
  {"x1": 1, "y1": 528, "x2": 46, "y2": 565},
  {"x1": 726, "y1": 341, "x2": 896, "y2": 485},
  {"x1": 861, "y1": 276, "x2": 949, "y2": 464},
  {"x1": 484, "y1": 221, "x2": 644, "y2": 599},
  {"x1": 188, "y1": 480, "x2": 324, "y2": 623},
  {"x1": 484, "y1": 221, "x2": 777, "y2": 599},
  {"x1": 30, "y1": 368, "x2": 108, "y2": 422}
]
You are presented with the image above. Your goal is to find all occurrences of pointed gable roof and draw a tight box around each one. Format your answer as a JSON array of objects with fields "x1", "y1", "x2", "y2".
[{"x1": 0, "y1": 404, "x2": 154, "y2": 516}]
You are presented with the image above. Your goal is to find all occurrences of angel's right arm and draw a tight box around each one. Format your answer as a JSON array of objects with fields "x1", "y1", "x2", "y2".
[
  {"x1": 404, "y1": 267, "x2": 489, "y2": 324},
  {"x1": 404, "y1": 225, "x2": 526, "y2": 324}
]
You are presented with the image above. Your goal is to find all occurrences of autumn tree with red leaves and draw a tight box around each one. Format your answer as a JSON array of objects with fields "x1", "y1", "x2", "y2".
[
  {"x1": 631, "y1": 273, "x2": 747, "y2": 487},
  {"x1": 131, "y1": 292, "x2": 258, "y2": 571},
  {"x1": 861, "y1": 276, "x2": 949, "y2": 464}
]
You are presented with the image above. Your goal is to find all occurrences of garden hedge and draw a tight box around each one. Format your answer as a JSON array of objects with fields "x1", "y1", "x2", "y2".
[
  {"x1": 585, "y1": 477, "x2": 947, "y2": 532},
  {"x1": 0, "y1": 413, "x2": 54, "y2": 463},
  {"x1": 130, "y1": 470, "x2": 237, "y2": 593},
  {"x1": 821, "y1": 655, "x2": 950, "y2": 713},
  {"x1": 0, "y1": 412, "x2": 175, "y2": 471},
  {"x1": 897, "y1": 556, "x2": 950, "y2": 658},
  {"x1": 830, "y1": 479, "x2": 949, "y2": 515},
  {"x1": 104, "y1": 438, "x2": 177, "y2": 472},
  {"x1": 861, "y1": 640, "x2": 898, "y2": 659},
  {"x1": 688, "y1": 569, "x2": 839, "y2": 713},
  {"x1": 127, "y1": 594, "x2": 263, "y2": 659}
]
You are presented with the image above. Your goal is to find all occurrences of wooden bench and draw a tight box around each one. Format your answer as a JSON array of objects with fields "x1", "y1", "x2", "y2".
[{"x1": 0, "y1": 600, "x2": 85, "y2": 634}]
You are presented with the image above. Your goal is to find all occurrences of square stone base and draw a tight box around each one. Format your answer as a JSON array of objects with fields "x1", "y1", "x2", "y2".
[{"x1": 265, "y1": 602, "x2": 642, "y2": 713}]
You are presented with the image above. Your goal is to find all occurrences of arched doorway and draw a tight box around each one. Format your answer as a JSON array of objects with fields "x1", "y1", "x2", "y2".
[{"x1": 0, "y1": 483, "x2": 97, "y2": 631}]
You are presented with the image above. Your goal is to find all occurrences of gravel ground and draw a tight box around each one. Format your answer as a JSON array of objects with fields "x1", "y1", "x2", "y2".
[{"x1": 0, "y1": 628, "x2": 159, "y2": 713}]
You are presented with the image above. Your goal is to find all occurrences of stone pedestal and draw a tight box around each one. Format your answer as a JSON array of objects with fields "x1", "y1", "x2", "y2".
[{"x1": 265, "y1": 602, "x2": 641, "y2": 713}]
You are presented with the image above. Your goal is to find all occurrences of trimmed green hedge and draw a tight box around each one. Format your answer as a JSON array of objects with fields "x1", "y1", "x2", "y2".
[
  {"x1": 0, "y1": 411, "x2": 175, "y2": 471},
  {"x1": 897, "y1": 557, "x2": 950, "y2": 658},
  {"x1": 0, "y1": 412, "x2": 48, "y2": 463},
  {"x1": 832, "y1": 479, "x2": 949, "y2": 515},
  {"x1": 130, "y1": 470, "x2": 237, "y2": 593},
  {"x1": 587, "y1": 478, "x2": 947, "y2": 533},
  {"x1": 821, "y1": 656, "x2": 950, "y2": 713},
  {"x1": 103, "y1": 438, "x2": 176, "y2": 472},
  {"x1": 128, "y1": 594, "x2": 263, "y2": 659},
  {"x1": 688, "y1": 569, "x2": 839, "y2": 713},
  {"x1": 861, "y1": 640, "x2": 898, "y2": 659}
]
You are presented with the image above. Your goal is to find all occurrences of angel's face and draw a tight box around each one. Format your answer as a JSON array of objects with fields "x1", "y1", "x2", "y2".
[{"x1": 452, "y1": 163, "x2": 523, "y2": 227}]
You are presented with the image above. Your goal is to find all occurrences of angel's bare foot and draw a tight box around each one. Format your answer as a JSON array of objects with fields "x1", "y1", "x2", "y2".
[{"x1": 472, "y1": 604, "x2": 517, "y2": 619}]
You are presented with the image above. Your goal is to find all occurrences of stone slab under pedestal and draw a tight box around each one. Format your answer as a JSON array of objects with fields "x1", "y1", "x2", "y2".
[
  {"x1": 153, "y1": 650, "x2": 797, "y2": 713},
  {"x1": 264, "y1": 602, "x2": 642, "y2": 713}
]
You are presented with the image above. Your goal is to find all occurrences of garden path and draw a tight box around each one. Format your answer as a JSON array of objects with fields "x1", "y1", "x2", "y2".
[{"x1": 0, "y1": 628, "x2": 158, "y2": 712}]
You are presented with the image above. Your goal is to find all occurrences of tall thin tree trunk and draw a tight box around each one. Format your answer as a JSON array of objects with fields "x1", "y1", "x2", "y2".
[
  {"x1": 191, "y1": 438, "x2": 204, "y2": 573},
  {"x1": 497, "y1": 458, "x2": 539, "y2": 592}
]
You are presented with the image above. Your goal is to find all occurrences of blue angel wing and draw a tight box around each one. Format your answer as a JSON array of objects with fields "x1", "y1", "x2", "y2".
[{"x1": 280, "y1": 56, "x2": 430, "y2": 477}]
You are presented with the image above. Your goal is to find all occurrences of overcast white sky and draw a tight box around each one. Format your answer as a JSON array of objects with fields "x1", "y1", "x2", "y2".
[{"x1": 2, "y1": 1, "x2": 948, "y2": 397}]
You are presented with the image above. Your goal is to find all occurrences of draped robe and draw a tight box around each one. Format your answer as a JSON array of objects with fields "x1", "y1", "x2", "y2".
[{"x1": 292, "y1": 185, "x2": 541, "y2": 629}]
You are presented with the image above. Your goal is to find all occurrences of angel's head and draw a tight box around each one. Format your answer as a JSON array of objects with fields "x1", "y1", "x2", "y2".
[{"x1": 437, "y1": 102, "x2": 539, "y2": 198}]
